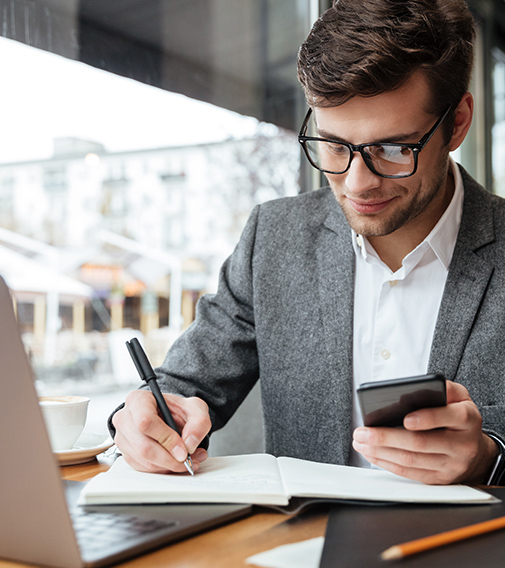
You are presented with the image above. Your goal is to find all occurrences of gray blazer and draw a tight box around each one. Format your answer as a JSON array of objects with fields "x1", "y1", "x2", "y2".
[{"x1": 155, "y1": 165, "x2": 505, "y2": 465}]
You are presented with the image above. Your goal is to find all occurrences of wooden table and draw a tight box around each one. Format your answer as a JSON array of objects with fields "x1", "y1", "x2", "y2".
[{"x1": 1, "y1": 454, "x2": 329, "y2": 568}]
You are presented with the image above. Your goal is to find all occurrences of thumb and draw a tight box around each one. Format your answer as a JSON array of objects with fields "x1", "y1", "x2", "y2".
[{"x1": 445, "y1": 380, "x2": 471, "y2": 404}]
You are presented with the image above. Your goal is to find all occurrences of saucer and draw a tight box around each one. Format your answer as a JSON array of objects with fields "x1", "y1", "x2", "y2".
[{"x1": 55, "y1": 432, "x2": 114, "y2": 466}]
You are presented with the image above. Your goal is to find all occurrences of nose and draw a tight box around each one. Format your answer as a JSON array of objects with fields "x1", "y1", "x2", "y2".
[{"x1": 344, "y1": 151, "x2": 382, "y2": 195}]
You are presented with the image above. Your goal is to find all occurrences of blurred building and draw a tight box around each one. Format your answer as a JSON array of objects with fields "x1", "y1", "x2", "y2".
[{"x1": 0, "y1": 128, "x2": 298, "y2": 375}]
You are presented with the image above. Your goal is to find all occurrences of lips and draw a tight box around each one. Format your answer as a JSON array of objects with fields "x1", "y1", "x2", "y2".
[{"x1": 346, "y1": 197, "x2": 395, "y2": 214}]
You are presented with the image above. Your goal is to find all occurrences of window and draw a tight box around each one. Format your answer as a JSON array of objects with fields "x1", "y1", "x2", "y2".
[
  {"x1": 465, "y1": 0, "x2": 505, "y2": 194},
  {"x1": 493, "y1": 46, "x2": 505, "y2": 196},
  {"x1": 0, "y1": 1, "x2": 316, "y2": 417}
]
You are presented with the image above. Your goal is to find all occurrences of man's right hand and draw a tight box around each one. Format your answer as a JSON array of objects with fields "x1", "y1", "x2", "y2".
[{"x1": 112, "y1": 390, "x2": 211, "y2": 474}]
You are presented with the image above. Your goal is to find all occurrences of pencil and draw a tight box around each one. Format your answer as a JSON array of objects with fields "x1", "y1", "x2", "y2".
[{"x1": 381, "y1": 515, "x2": 505, "y2": 560}]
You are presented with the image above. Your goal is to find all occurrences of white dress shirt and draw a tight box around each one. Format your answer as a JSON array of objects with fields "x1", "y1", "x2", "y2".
[{"x1": 349, "y1": 159, "x2": 464, "y2": 467}]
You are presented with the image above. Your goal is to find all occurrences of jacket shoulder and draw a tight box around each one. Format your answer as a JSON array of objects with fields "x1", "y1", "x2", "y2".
[{"x1": 460, "y1": 167, "x2": 505, "y2": 226}]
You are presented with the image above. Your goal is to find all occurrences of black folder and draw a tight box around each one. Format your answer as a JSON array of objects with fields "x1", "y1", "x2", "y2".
[{"x1": 320, "y1": 488, "x2": 505, "y2": 567}]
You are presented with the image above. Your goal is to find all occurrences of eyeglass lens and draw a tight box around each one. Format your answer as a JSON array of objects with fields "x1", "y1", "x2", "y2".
[{"x1": 304, "y1": 139, "x2": 416, "y2": 178}]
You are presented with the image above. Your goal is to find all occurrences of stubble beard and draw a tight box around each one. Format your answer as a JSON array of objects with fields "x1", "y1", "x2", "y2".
[{"x1": 330, "y1": 158, "x2": 450, "y2": 238}]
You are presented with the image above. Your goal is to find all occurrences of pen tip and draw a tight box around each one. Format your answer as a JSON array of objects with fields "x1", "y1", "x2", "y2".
[{"x1": 184, "y1": 456, "x2": 195, "y2": 476}]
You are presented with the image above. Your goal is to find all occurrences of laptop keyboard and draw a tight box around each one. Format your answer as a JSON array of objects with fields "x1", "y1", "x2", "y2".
[{"x1": 71, "y1": 509, "x2": 178, "y2": 552}]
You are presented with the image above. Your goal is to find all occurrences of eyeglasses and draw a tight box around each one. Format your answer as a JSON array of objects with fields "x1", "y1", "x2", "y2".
[{"x1": 298, "y1": 105, "x2": 452, "y2": 179}]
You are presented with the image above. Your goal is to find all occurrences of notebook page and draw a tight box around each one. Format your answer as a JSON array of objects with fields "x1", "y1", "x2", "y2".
[
  {"x1": 79, "y1": 454, "x2": 290, "y2": 505},
  {"x1": 277, "y1": 457, "x2": 496, "y2": 504}
]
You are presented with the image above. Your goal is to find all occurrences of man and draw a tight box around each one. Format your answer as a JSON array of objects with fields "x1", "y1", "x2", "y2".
[{"x1": 111, "y1": 0, "x2": 505, "y2": 486}]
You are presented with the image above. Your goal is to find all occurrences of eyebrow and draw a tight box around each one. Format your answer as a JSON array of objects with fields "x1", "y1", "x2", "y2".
[{"x1": 316, "y1": 127, "x2": 423, "y2": 145}]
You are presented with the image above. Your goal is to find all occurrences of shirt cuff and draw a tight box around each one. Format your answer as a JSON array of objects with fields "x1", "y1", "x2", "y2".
[{"x1": 486, "y1": 432, "x2": 505, "y2": 486}]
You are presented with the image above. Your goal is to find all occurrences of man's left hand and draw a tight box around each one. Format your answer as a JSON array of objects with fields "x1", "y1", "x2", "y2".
[{"x1": 352, "y1": 381, "x2": 498, "y2": 484}]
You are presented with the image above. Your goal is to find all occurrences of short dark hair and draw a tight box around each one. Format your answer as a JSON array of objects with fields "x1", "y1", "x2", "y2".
[{"x1": 297, "y1": 0, "x2": 476, "y2": 137}]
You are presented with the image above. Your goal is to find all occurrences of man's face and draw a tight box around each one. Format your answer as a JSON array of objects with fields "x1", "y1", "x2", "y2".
[{"x1": 313, "y1": 72, "x2": 453, "y2": 239}]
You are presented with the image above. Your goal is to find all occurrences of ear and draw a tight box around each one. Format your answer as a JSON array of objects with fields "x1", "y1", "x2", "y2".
[{"x1": 448, "y1": 92, "x2": 473, "y2": 152}]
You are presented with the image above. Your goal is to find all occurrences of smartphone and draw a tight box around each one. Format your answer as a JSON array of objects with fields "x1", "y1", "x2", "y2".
[{"x1": 357, "y1": 373, "x2": 447, "y2": 427}]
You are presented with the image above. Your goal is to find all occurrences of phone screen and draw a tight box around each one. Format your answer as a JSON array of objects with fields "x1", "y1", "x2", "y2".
[{"x1": 357, "y1": 373, "x2": 447, "y2": 427}]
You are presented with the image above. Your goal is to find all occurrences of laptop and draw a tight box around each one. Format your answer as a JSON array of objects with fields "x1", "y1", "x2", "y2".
[{"x1": 0, "y1": 276, "x2": 251, "y2": 568}]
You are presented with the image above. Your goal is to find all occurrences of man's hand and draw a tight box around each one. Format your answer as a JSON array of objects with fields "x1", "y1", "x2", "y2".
[
  {"x1": 112, "y1": 390, "x2": 211, "y2": 474},
  {"x1": 352, "y1": 381, "x2": 499, "y2": 484}
]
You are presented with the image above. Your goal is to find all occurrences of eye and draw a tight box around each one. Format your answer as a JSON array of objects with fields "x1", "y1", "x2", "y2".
[
  {"x1": 369, "y1": 145, "x2": 412, "y2": 164},
  {"x1": 324, "y1": 142, "x2": 348, "y2": 156}
]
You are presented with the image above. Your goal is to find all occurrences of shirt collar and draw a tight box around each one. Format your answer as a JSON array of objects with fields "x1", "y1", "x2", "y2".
[
  {"x1": 352, "y1": 158, "x2": 463, "y2": 270},
  {"x1": 424, "y1": 158, "x2": 463, "y2": 269}
]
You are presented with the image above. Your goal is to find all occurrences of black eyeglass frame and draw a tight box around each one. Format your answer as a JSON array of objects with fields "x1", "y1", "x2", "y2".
[{"x1": 298, "y1": 105, "x2": 452, "y2": 179}]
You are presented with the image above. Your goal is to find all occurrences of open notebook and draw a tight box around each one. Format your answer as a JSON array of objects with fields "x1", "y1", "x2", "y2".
[
  {"x1": 0, "y1": 275, "x2": 250, "y2": 568},
  {"x1": 79, "y1": 453, "x2": 497, "y2": 507}
]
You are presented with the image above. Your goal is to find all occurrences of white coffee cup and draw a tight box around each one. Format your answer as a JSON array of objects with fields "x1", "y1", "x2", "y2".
[{"x1": 39, "y1": 395, "x2": 90, "y2": 451}]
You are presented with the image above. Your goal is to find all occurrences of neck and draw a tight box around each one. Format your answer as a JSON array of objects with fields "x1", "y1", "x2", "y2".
[{"x1": 367, "y1": 171, "x2": 455, "y2": 272}]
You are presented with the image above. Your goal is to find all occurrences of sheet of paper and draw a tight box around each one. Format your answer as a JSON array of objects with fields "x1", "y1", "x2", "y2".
[{"x1": 245, "y1": 537, "x2": 324, "y2": 568}]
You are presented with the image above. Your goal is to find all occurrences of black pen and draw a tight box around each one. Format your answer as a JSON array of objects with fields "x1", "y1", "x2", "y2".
[{"x1": 126, "y1": 338, "x2": 194, "y2": 476}]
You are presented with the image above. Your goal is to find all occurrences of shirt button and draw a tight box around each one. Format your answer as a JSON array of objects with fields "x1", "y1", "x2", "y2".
[
  {"x1": 380, "y1": 349, "x2": 391, "y2": 360},
  {"x1": 389, "y1": 280, "x2": 398, "y2": 287},
  {"x1": 356, "y1": 235, "x2": 364, "y2": 248}
]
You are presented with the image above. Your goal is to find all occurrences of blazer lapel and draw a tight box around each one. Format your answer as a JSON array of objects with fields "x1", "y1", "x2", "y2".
[
  {"x1": 429, "y1": 171, "x2": 495, "y2": 381},
  {"x1": 315, "y1": 204, "x2": 355, "y2": 463}
]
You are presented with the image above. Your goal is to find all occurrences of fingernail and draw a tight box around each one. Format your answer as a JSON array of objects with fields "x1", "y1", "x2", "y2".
[
  {"x1": 354, "y1": 428, "x2": 369, "y2": 443},
  {"x1": 184, "y1": 435, "x2": 199, "y2": 455},
  {"x1": 172, "y1": 445, "x2": 188, "y2": 462},
  {"x1": 404, "y1": 414, "x2": 419, "y2": 428}
]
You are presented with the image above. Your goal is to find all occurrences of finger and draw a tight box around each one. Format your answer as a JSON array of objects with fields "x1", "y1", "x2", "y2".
[
  {"x1": 402, "y1": 381, "x2": 471, "y2": 430},
  {"x1": 130, "y1": 395, "x2": 191, "y2": 460},
  {"x1": 114, "y1": 434, "x2": 183, "y2": 474},
  {"x1": 192, "y1": 447, "x2": 208, "y2": 464},
  {"x1": 401, "y1": 381, "x2": 476, "y2": 431},
  {"x1": 114, "y1": 408, "x2": 188, "y2": 473},
  {"x1": 353, "y1": 433, "x2": 445, "y2": 465},
  {"x1": 445, "y1": 380, "x2": 471, "y2": 404},
  {"x1": 164, "y1": 395, "x2": 212, "y2": 454},
  {"x1": 117, "y1": 424, "x2": 207, "y2": 475},
  {"x1": 113, "y1": 391, "x2": 194, "y2": 472},
  {"x1": 354, "y1": 425, "x2": 463, "y2": 455},
  {"x1": 132, "y1": 392, "x2": 212, "y2": 463},
  {"x1": 404, "y1": 399, "x2": 482, "y2": 431},
  {"x1": 355, "y1": 449, "x2": 450, "y2": 484},
  {"x1": 120, "y1": 439, "x2": 207, "y2": 475},
  {"x1": 352, "y1": 431, "x2": 460, "y2": 484}
]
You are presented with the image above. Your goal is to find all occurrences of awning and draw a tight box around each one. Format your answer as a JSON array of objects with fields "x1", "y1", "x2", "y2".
[{"x1": 0, "y1": 245, "x2": 93, "y2": 299}]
